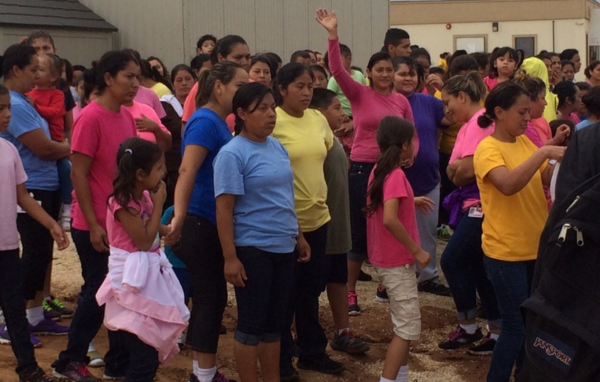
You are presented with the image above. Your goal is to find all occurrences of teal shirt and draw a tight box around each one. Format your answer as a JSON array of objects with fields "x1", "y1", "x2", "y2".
[{"x1": 161, "y1": 206, "x2": 186, "y2": 268}]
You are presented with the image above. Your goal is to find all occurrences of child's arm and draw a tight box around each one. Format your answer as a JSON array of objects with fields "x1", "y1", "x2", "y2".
[
  {"x1": 382, "y1": 198, "x2": 430, "y2": 268},
  {"x1": 115, "y1": 181, "x2": 167, "y2": 252},
  {"x1": 16, "y1": 184, "x2": 69, "y2": 250},
  {"x1": 216, "y1": 194, "x2": 247, "y2": 287},
  {"x1": 34, "y1": 91, "x2": 66, "y2": 120}
]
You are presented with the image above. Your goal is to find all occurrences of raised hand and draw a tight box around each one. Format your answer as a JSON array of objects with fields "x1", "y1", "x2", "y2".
[{"x1": 315, "y1": 8, "x2": 338, "y2": 34}]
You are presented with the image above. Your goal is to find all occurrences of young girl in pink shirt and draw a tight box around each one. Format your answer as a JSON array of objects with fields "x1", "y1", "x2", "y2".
[
  {"x1": 364, "y1": 116, "x2": 430, "y2": 382},
  {"x1": 484, "y1": 47, "x2": 518, "y2": 91},
  {"x1": 96, "y1": 137, "x2": 189, "y2": 381}
]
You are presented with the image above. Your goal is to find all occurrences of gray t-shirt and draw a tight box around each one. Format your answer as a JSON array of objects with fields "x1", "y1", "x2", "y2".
[{"x1": 324, "y1": 138, "x2": 352, "y2": 255}]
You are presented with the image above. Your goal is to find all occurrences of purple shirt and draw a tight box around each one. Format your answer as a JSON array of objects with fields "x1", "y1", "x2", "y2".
[
  {"x1": 134, "y1": 86, "x2": 166, "y2": 119},
  {"x1": 403, "y1": 92, "x2": 446, "y2": 195}
]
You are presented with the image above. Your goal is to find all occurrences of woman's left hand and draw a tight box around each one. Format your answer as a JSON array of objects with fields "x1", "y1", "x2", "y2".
[{"x1": 135, "y1": 114, "x2": 159, "y2": 133}]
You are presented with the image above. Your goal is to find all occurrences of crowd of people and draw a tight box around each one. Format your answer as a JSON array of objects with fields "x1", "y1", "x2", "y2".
[{"x1": 0, "y1": 6, "x2": 597, "y2": 382}]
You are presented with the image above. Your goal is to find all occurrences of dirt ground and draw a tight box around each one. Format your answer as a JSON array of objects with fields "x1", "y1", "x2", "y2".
[{"x1": 0, "y1": 239, "x2": 491, "y2": 382}]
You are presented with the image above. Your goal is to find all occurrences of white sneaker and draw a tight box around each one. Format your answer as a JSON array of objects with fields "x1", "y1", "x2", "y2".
[
  {"x1": 177, "y1": 331, "x2": 186, "y2": 348},
  {"x1": 61, "y1": 204, "x2": 71, "y2": 231}
]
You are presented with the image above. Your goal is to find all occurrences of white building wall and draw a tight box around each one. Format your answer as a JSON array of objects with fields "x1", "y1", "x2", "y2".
[
  {"x1": 395, "y1": 19, "x2": 588, "y2": 80},
  {"x1": 76, "y1": 0, "x2": 389, "y2": 74}
]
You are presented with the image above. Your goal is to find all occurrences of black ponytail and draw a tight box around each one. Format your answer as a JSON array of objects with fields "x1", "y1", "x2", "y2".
[{"x1": 478, "y1": 81, "x2": 530, "y2": 128}]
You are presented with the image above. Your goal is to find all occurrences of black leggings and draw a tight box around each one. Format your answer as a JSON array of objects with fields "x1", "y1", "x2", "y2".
[{"x1": 174, "y1": 214, "x2": 226, "y2": 353}]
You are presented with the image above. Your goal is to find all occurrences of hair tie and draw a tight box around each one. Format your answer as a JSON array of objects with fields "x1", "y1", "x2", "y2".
[
  {"x1": 125, "y1": 149, "x2": 133, "y2": 155},
  {"x1": 484, "y1": 113, "x2": 493, "y2": 120}
]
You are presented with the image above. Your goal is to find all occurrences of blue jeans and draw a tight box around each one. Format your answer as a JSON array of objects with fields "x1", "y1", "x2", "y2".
[
  {"x1": 440, "y1": 211, "x2": 500, "y2": 326},
  {"x1": 57, "y1": 157, "x2": 73, "y2": 205},
  {"x1": 484, "y1": 257, "x2": 535, "y2": 382},
  {"x1": 280, "y1": 224, "x2": 328, "y2": 366},
  {"x1": 234, "y1": 247, "x2": 295, "y2": 346}
]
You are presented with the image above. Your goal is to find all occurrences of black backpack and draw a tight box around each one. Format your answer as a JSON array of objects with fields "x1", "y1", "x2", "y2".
[{"x1": 519, "y1": 174, "x2": 600, "y2": 382}]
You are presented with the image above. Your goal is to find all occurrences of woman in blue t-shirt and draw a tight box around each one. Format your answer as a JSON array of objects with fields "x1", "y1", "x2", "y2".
[
  {"x1": 0, "y1": 44, "x2": 71, "y2": 340},
  {"x1": 214, "y1": 82, "x2": 310, "y2": 382},
  {"x1": 165, "y1": 61, "x2": 248, "y2": 382}
]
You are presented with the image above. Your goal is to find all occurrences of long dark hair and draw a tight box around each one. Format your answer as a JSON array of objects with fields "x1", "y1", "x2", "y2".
[
  {"x1": 364, "y1": 116, "x2": 415, "y2": 216},
  {"x1": 109, "y1": 137, "x2": 162, "y2": 209},
  {"x1": 488, "y1": 47, "x2": 519, "y2": 79},
  {"x1": 140, "y1": 59, "x2": 173, "y2": 92},
  {"x1": 195, "y1": 61, "x2": 244, "y2": 109},
  {"x1": 232, "y1": 82, "x2": 273, "y2": 135}
]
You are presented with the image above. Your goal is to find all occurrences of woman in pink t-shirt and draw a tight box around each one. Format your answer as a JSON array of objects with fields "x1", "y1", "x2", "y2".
[
  {"x1": 553, "y1": 81, "x2": 582, "y2": 125},
  {"x1": 52, "y1": 50, "x2": 140, "y2": 379},
  {"x1": 316, "y1": 9, "x2": 416, "y2": 315},
  {"x1": 438, "y1": 73, "x2": 503, "y2": 354},
  {"x1": 364, "y1": 116, "x2": 430, "y2": 382}
]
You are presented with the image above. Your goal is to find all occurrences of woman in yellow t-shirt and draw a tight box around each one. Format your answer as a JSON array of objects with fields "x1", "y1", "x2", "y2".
[
  {"x1": 473, "y1": 82, "x2": 565, "y2": 382},
  {"x1": 270, "y1": 63, "x2": 341, "y2": 378}
]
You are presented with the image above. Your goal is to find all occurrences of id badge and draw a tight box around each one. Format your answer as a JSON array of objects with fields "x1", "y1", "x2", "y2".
[
  {"x1": 17, "y1": 198, "x2": 42, "y2": 214},
  {"x1": 468, "y1": 206, "x2": 483, "y2": 218}
]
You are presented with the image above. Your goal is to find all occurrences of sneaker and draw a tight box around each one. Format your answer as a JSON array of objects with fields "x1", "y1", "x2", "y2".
[
  {"x1": 297, "y1": 353, "x2": 345, "y2": 375},
  {"x1": 418, "y1": 277, "x2": 452, "y2": 296},
  {"x1": 438, "y1": 326, "x2": 483, "y2": 350},
  {"x1": 357, "y1": 269, "x2": 372, "y2": 282},
  {"x1": 19, "y1": 366, "x2": 57, "y2": 382},
  {"x1": 375, "y1": 285, "x2": 389, "y2": 303},
  {"x1": 87, "y1": 350, "x2": 105, "y2": 368},
  {"x1": 48, "y1": 298, "x2": 74, "y2": 318},
  {"x1": 347, "y1": 291, "x2": 361, "y2": 316},
  {"x1": 279, "y1": 363, "x2": 300, "y2": 382},
  {"x1": 42, "y1": 300, "x2": 62, "y2": 322},
  {"x1": 467, "y1": 333, "x2": 496, "y2": 356},
  {"x1": 31, "y1": 318, "x2": 69, "y2": 336},
  {"x1": 436, "y1": 225, "x2": 453, "y2": 241},
  {"x1": 330, "y1": 329, "x2": 370, "y2": 354},
  {"x1": 0, "y1": 324, "x2": 42, "y2": 348},
  {"x1": 211, "y1": 372, "x2": 237, "y2": 382},
  {"x1": 53, "y1": 361, "x2": 100, "y2": 382}
]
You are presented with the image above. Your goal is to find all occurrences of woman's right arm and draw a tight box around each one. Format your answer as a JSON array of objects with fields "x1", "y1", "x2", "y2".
[
  {"x1": 18, "y1": 129, "x2": 70, "y2": 161},
  {"x1": 316, "y1": 9, "x2": 364, "y2": 102},
  {"x1": 216, "y1": 194, "x2": 247, "y2": 287},
  {"x1": 164, "y1": 144, "x2": 208, "y2": 244},
  {"x1": 71, "y1": 152, "x2": 109, "y2": 252}
]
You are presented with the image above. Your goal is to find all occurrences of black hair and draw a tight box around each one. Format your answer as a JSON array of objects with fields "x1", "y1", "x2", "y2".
[
  {"x1": 232, "y1": 82, "x2": 273, "y2": 135},
  {"x1": 73, "y1": 64, "x2": 87, "y2": 72},
  {"x1": 250, "y1": 55, "x2": 275, "y2": 78},
  {"x1": 190, "y1": 54, "x2": 211, "y2": 71},
  {"x1": 110, "y1": 137, "x2": 163, "y2": 209},
  {"x1": 410, "y1": 48, "x2": 431, "y2": 65},
  {"x1": 576, "y1": 81, "x2": 591, "y2": 92},
  {"x1": 584, "y1": 61, "x2": 600, "y2": 80},
  {"x1": 448, "y1": 54, "x2": 478, "y2": 77},
  {"x1": 196, "y1": 61, "x2": 244, "y2": 108},
  {"x1": 548, "y1": 52, "x2": 560, "y2": 60},
  {"x1": 488, "y1": 47, "x2": 519, "y2": 79},
  {"x1": 415, "y1": 61, "x2": 425, "y2": 81},
  {"x1": 339, "y1": 44, "x2": 352, "y2": 58},
  {"x1": 147, "y1": 56, "x2": 170, "y2": 79},
  {"x1": 429, "y1": 66, "x2": 445, "y2": 76},
  {"x1": 309, "y1": 88, "x2": 337, "y2": 110},
  {"x1": 61, "y1": 58, "x2": 72, "y2": 87},
  {"x1": 470, "y1": 52, "x2": 490, "y2": 73},
  {"x1": 197, "y1": 34, "x2": 217, "y2": 50},
  {"x1": 561, "y1": 60, "x2": 575, "y2": 71},
  {"x1": 478, "y1": 82, "x2": 530, "y2": 128},
  {"x1": 364, "y1": 116, "x2": 415, "y2": 216},
  {"x1": 170, "y1": 64, "x2": 196, "y2": 84},
  {"x1": 536, "y1": 52, "x2": 552, "y2": 62},
  {"x1": 559, "y1": 49, "x2": 579, "y2": 62},
  {"x1": 274, "y1": 63, "x2": 314, "y2": 106},
  {"x1": 81, "y1": 69, "x2": 97, "y2": 107},
  {"x1": 581, "y1": 86, "x2": 600, "y2": 116},
  {"x1": 264, "y1": 52, "x2": 282, "y2": 66},
  {"x1": 290, "y1": 50, "x2": 311, "y2": 63},
  {"x1": 553, "y1": 81, "x2": 578, "y2": 109},
  {"x1": 383, "y1": 28, "x2": 410, "y2": 52},
  {"x1": 442, "y1": 71, "x2": 487, "y2": 104},
  {"x1": 366, "y1": 51, "x2": 393, "y2": 88},
  {"x1": 141, "y1": 59, "x2": 173, "y2": 92},
  {"x1": 25, "y1": 30, "x2": 55, "y2": 49},
  {"x1": 210, "y1": 35, "x2": 247, "y2": 65},
  {"x1": 513, "y1": 71, "x2": 546, "y2": 101},
  {"x1": 311, "y1": 64, "x2": 328, "y2": 82},
  {"x1": 549, "y1": 119, "x2": 575, "y2": 139},
  {"x1": 0, "y1": 43, "x2": 37, "y2": 79},
  {"x1": 393, "y1": 56, "x2": 417, "y2": 73},
  {"x1": 94, "y1": 50, "x2": 140, "y2": 93},
  {"x1": 0, "y1": 83, "x2": 8, "y2": 96}
]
